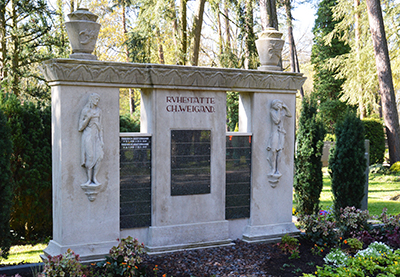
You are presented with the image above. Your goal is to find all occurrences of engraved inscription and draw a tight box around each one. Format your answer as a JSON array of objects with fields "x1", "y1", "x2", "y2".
[{"x1": 166, "y1": 96, "x2": 215, "y2": 113}]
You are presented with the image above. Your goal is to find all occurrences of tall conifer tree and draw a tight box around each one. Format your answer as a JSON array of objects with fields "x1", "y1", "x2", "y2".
[
  {"x1": 329, "y1": 112, "x2": 366, "y2": 211},
  {"x1": 294, "y1": 95, "x2": 326, "y2": 216},
  {"x1": 311, "y1": 0, "x2": 350, "y2": 134}
]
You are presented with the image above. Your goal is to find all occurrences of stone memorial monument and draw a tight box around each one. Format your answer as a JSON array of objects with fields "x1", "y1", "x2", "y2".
[{"x1": 40, "y1": 8, "x2": 305, "y2": 261}]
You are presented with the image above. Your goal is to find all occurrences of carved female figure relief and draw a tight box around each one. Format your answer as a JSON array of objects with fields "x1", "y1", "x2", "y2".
[
  {"x1": 267, "y1": 99, "x2": 292, "y2": 187},
  {"x1": 78, "y1": 93, "x2": 104, "y2": 201}
]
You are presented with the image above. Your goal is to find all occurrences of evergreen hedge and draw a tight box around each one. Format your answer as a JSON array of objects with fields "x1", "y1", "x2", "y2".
[
  {"x1": 294, "y1": 95, "x2": 326, "y2": 216},
  {"x1": 329, "y1": 112, "x2": 366, "y2": 212},
  {"x1": 362, "y1": 118, "x2": 385, "y2": 165},
  {"x1": 0, "y1": 106, "x2": 13, "y2": 258},
  {"x1": 1, "y1": 94, "x2": 52, "y2": 243}
]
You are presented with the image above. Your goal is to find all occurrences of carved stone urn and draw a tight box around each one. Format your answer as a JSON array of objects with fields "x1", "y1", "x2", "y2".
[
  {"x1": 65, "y1": 8, "x2": 101, "y2": 60},
  {"x1": 255, "y1": 28, "x2": 285, "y2": 71}
]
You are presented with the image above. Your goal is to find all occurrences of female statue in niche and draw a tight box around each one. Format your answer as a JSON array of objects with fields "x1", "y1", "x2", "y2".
[
  {"x1": 267, "y1": 99, "x2": 292, "y2": 185},
  {"x1": 79, "y1": 93, "x2": 104, "y2": 188}
]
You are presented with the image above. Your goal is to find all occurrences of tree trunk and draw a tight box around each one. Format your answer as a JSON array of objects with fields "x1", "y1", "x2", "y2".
[
  {"x1": 284, "y1": 0, "x2": 295, "y2": 72},
  {"x1": 191, "y1": 0, "x2": 206, "y2": 66},
  {"x1": 0, "y1": 0, "x2": 7, "y2": 84},
  {"x1": 157, "y1": 28, "x2": 165, "y2": 64},
  {"x1": 121, "y1": 4, "x2": 136, "y2": 115},
  {"x1": 179, "y1": 0, "x2": 188, "y2": 65},
  {"x1": 224, "y1": 1, "x2": 230, "y2": 48},
  {"x1": 355, "y1": 0, "x2": 365, "y2": 118},
  {"x1": 216, "y1": 3, "x2": 223, "y2": 55},
  {"x1": 366, "y1": 0, "x2": 400, "y2": 164},
  {"x1": 11, "y1": 0, "x2": 19, "y2": 96},
  {"x1": 284, "y1": 0, "x2": 304, "y2": 98},
  {"x1": 244, "y1": 0, "x2": 256, "y2": 69},
  {"x1": 168, "y1": 0, "x2": 179, "y2": 64},
  {"x1": 294, "y1": 45, "x2": 305, "y2": 98},
  {"x1": 259, "y1": 0, "x2": 278, "y2": 30}
]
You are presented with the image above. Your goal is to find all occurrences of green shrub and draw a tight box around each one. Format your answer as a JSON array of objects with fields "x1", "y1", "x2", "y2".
[
  {"x1": 390, "y1": 161, "x2": 400, "y2": 172},
  {"x1": 309, "y1": 245, "x2": 400, "y2": 276},
  {"x1": 323, "y1": 248, "x2": 349, "y2": 267},
  {"x1": 329, "y1": 112, "x2": 366, "y2": 212},
  {"x1": 1, "y1": 93, "x2": 52, "y2": 243},
  {"x1": 120, "y1": 113, "x2": 140, "y2": 132},
  {"x1": 362, "y1": 118, "x2": 385, "y2": 165},
  {"x1": 324, "y1": 133, "x2": 336, "y2": 142},
  {"x1": 345, "y1": 238, "x2": 363, "y2": 254},
  {"x1": 298, "y1": 211, "x2": 338, "y2": 247},
  {"x1": 98, "y1": 236, "x2": 145, "y2": 277},
  {"x1": 355, "y1": 241, "x2": 393, "y2": 258},
  {"x1": 369, "y1": 164, "x2": 390, "y2": 175},
  {"x1": 40, "y1": 249, "x2": 83, "y2": 277},
  {"x1": 337, "y1": 206, "x2": 370, "y2": 238},
  {"x1": 294, "y1": 95, "x2": 326, "y2": 216},
  {"x1": 277, "y1": 234, "x2": 300, "y2": 259},
  {"x1": 0, "y1": 106, "x2": 13, "y2": 258}
]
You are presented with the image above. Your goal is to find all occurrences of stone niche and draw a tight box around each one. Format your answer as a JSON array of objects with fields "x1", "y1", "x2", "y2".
[{"x1": 40, "y1": 58, "x2": 305, "y2": 261}]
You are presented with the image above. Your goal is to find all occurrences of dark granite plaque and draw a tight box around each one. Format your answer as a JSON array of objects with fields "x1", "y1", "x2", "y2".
[
  {"x1": 120, "y1": 136, "x2": 151, "y2": 229},
  {"x1": 225, "y1": 135, "x2": 251, "y2": 219},
  {"x1": 171, "y1": 130, "x2": 211, "y2": 196}
]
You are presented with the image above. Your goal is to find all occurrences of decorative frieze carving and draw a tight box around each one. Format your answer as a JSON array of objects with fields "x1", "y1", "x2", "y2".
[{"x1": 40, "y1": 59, "x2": 306, "y2": 92}]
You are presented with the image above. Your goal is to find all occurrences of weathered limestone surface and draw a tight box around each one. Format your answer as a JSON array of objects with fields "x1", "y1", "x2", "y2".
[
  {"x1": 41, "y1": 58, "x2": 305, "y2": 261},
  {"x1": 41, "y1": 59, "x2": 305, "y2": 92}
]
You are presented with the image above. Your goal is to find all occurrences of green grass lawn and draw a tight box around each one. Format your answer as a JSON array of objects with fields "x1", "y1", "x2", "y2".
[
  {"x1": 317, "y1": 168, "x2": 400, "y2": 217},
  {"x1": 0, "y1": 243, "x2": 46, "y2": 265}
]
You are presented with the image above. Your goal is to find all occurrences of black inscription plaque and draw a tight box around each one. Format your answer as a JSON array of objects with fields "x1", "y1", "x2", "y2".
[
  {"x1": 225, "y1": 135, "x2": 251, "y2": 219},
  {"x1": 171, "y1": 130, "x2": 211, "y2": 196},
  {"x1": 120, "y1": 136, "x2": 151, "y2": 229}
]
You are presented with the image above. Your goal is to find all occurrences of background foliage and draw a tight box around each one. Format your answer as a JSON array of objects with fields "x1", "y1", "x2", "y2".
[
  {"x1": 329, "y1": 112, "x2": 367, "y2": 212},
  {"x1": 0, "y1": 93, "x2": 52, "y2": 244},
  {"x1": 362, "y1": 118, "x2": 385, "y2": 165},
  {"x1": 0, "y1": 103, "x2": 13, "y2": 258},
  {"x1": 294, "y1": 95, "x2": 326, "y2": 216}
]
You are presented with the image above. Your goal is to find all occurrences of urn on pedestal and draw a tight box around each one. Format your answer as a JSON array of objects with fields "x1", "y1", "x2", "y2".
[
  {"x1": 256, "y1": 28, "x2": 285, "y2": 71},
  {"x1": 65, "y1": 8, "x2": 101, "y2": 60}
]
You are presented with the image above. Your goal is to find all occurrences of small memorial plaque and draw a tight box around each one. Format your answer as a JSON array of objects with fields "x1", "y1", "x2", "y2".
[
  {"x1": 120, "y1": 136, "x2": 152, "y2": 229},
  {"x1": 225, "y1": 135, "x2": 251, "y2": 219},
  {"x1": 171, "y1": 130, "x2": 211, "y2": 196},
  {"x1": 121, "y1": 137, "x2": 151, "y2": 149}
]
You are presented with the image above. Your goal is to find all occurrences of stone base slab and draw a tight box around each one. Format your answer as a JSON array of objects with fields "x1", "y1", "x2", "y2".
[
  {"x1": 42, "y1": 239, "x2": 118, "y2": 263},
  {"x1": 242, "y1": 222, "x2": 300, "y2": 243},
  {"x1": 146, "y1": 221, "x2": 231, "y2": 254},
  {"x1": 146, "y1": 239, "x2": 233, "y2": 255}
]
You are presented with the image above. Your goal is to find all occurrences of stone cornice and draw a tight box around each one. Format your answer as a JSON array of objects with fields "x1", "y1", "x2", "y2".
[{"x1": 40, "y1": 59, "x2": 306, "y2": 92}]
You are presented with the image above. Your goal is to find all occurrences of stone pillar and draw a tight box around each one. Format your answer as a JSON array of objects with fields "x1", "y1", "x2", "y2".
[
  {"x1": 242, "y1": 92, "x2": 299, "y2": 243},
  {"x1": 242, "y1": 30, "x2": 300, "y2": 243},
  {"x1": 141, "y1": 89, "x2": 232, "y2": 253},
  {"x1": 42, "y1": 9, "x2": 120, "y2": 261},
  {"x1": 43, "y1": 84, "x2": 120, "y2": 262}
]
